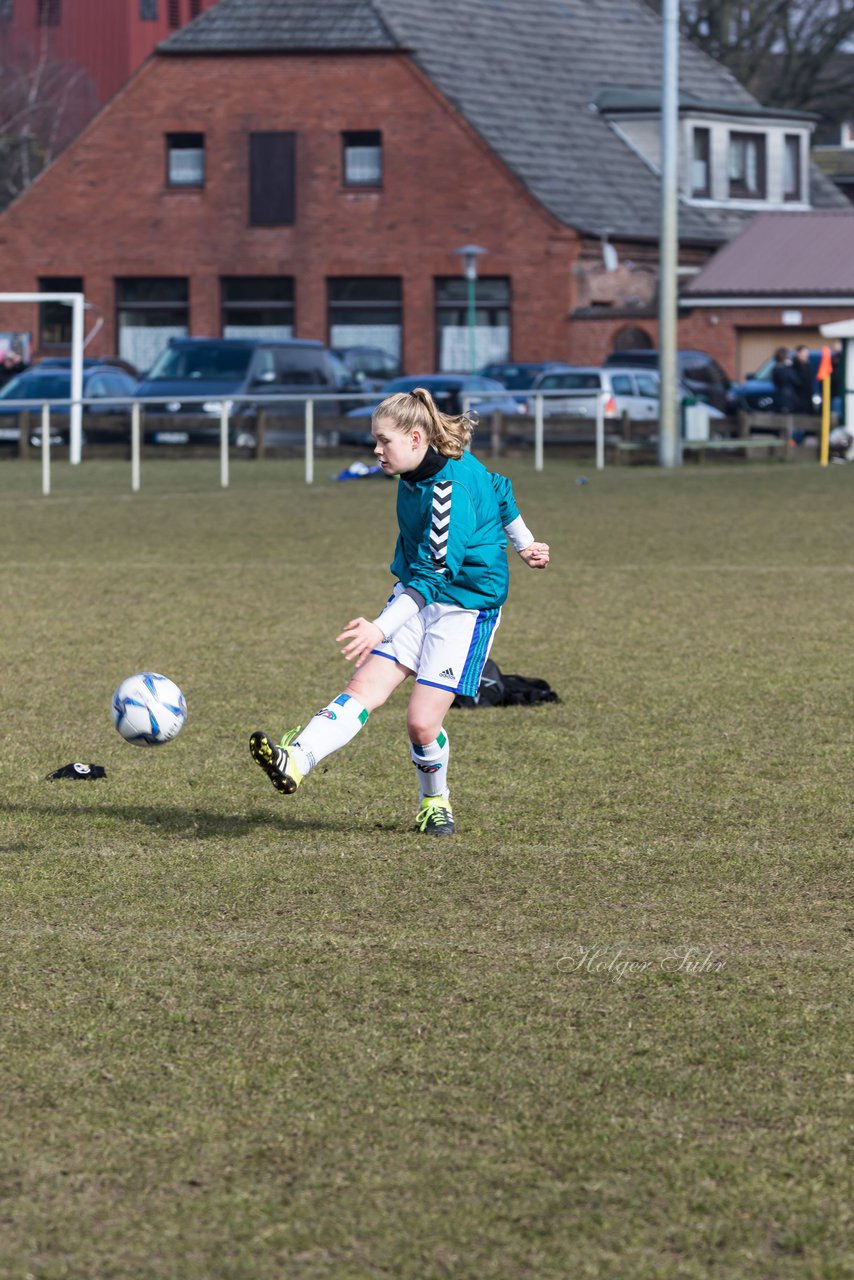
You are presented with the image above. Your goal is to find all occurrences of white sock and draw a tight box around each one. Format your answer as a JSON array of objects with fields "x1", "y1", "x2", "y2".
[
  {"x1": 291, "y1": 693, "x2": 369, "y2": 774},
  {"x1": 410, "y1": 729, "x2": 450, "y2": 802}
]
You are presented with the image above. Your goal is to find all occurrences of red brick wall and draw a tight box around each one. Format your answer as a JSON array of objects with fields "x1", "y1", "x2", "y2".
[
  {"x1": 0, "y1": 52, "x2": 579, "y2": 371},
  {"x1": 0, "y1": 0, "x2": 218, "y2": 102}
]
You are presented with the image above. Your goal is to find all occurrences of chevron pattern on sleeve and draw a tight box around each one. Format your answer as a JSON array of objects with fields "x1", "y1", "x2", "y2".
[{"x1": 430, "y1": 479, "x2": 452, "y2": 568}]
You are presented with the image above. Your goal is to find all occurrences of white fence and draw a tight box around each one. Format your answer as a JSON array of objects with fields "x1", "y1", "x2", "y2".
[{"x1": 1, "y1": 388, "x2": 615, "y2": 495}]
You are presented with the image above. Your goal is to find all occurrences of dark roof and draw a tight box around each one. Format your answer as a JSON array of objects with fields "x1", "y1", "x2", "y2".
[
  {"x1": 684, "y1": 210, "x2": 854, "y2": 296},
  {"x1": 163, "y1": 0, "x2": 400, "y2": 51},
  {"x1": 160, "y1": 0, "x2": 849, "y2": 243},
  {"x1": 592, "y1": 86, "x2": 817, "y2": 122}
]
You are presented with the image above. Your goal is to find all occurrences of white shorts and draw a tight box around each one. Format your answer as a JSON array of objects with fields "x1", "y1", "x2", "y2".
[{"x1": 372, "y1": 588, "x2": 501, "y2": 697}]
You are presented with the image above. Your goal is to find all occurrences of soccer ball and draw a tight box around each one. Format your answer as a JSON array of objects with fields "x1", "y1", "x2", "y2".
[{"x1": 111, "y1": 672, "x2": 187, "y2": 746}]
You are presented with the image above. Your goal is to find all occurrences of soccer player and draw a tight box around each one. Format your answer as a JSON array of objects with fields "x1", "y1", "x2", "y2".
[{"x1": 250, "y1": 386, "x2": 549, "y2": 836}]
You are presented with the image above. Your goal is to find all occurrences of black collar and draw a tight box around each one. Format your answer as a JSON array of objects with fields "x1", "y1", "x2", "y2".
[{"x1": 402, "y1": 447, "x2": 448, "y2": 483}]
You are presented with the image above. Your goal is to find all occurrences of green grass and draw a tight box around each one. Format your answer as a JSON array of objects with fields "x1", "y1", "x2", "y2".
[{"x1": 0, "y1": 453, "x2": 851, "y2": 1279}]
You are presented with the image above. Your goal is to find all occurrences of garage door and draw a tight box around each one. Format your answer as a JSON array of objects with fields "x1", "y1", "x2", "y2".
[{"x1": 737, "y1": 328, "x2": 823, "y2": 380}]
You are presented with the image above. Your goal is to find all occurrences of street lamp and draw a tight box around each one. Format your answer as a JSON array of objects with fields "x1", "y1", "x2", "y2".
[{"x1": 455, "y1": 244, "x2": 487, "y2": 375}]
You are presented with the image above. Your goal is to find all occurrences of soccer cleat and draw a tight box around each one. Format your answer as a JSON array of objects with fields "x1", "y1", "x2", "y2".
[
  {"x1": 415, "y1": 797, "x2": 455, "y2": 837},
  {"x1": 249, "y1": 727, "x2": 304, "y2": 794}
]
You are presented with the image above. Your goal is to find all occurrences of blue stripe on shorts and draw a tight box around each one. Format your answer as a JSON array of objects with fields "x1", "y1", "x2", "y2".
[{"x1": 457, "y1": 607, "x2": 500, "y2": 698}]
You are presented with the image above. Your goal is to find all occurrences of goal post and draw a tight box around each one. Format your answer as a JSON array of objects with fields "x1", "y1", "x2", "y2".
[{"x1": 0, "y1": 292, "x2": 86, "y2": 464}]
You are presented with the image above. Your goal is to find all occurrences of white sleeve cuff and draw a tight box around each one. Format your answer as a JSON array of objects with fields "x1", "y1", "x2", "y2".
[
  {"x1": 505, "y1": 515, "x2": 534, "y2": 552},
  {"x1": 372, "y1": 591, "x2": 421, "y2": 639}
]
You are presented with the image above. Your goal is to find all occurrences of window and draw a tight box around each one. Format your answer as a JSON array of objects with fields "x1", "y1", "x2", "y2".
[
  {"x1": 635, "y1": 373, "x2": 659, "y2": 397},
  {"x1": 37, "y1": 0, "x2": 60, "y2": 23},
  {"x1": 728, "y1": 131, "x2": 766, "y2": 199},
  {"x1": 116, "y1": 278, "x2": 189, "y2": 373},
  {"x1": 168, "y1": 0, "x2": 180, "y2": 27},
  {"x1": 0, "y1": 1, "x2": 13, "y2": 21},
  {"x1": 139, "y1": 0, "x2": 158, "y2": 18},
  {"x1": 249, "y1": 132, "x2": 296, "y2": 226},
  {"x1": 691, "y1": 127, "x2": 710, "y2": 197},
  {"x1": 342, "y1": 131, "x2": 382, "y2": 187},
  {"x1": 166, "y1": 133, "x2": 205, "y2": 187},
  {"x1": 327, "y1": 278, "x2": 401, "y2": 361},
  {"x1": 610, "y1": 374, "x2": 634, "y2": 395},
  {"x1": 190, "y1": 0, "x2": 202, "y2": 15},
  {"x1": 252, "y1": 346, "x2": 334, "y2": 388},
  {"x1": 37, "y1": 0, "x2": 60, "y2": 24},
  {"x1": 784, "y1": 134, "x2": 801, "y2": 201},
  {"x1": 38, "y1": 276, "x2": 82, "y2": 348},
  {"x1": 221, "y1": 278, "x2": 294, "y2": 339},
  {"x1": 435, "y1": 277, "x2": 510, "y2": 372}
]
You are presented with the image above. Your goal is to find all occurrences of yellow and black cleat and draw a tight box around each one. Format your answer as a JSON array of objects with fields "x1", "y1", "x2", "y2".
[
  {"x1": 415, "y1": 797, "x2": 455, "y2": 837},
  {"x1": 249, "y1": 729, "x2": 304, "y2": 794}
]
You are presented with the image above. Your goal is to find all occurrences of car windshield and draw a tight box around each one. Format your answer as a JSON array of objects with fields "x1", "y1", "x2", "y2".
[
  {"x1": 481, "y1": 365, "x2": 539, "y2": 391},
  {"x1": 0, "y1": 372, "x2": 70, "y2": 400},
  {"x1": 145, "y1": 344, "x2": 254, "y2": 382},
  {"x1": 751, "y1": 357, "x2": 776, "y2": 380},
  {"x1": 380, "y1": 376, "x2": 458, "y2": 395},
  {"x1": 540, "y1": 372, "x2": 601, "y2": 391}
]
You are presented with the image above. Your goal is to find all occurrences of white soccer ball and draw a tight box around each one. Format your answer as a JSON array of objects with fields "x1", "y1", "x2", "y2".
[{"x1": 111, "y1": 672, "x2": 187, "y2": 747}]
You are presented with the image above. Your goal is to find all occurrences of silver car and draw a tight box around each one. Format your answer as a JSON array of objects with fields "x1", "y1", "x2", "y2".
[{"x1": 528, "y1": 365, "x2": 661, "y2": 421}]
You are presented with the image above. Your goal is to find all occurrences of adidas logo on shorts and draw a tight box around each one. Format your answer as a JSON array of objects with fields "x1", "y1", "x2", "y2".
[{"x1": 439, "y1": 667, "x2": 455, "y2": 680}]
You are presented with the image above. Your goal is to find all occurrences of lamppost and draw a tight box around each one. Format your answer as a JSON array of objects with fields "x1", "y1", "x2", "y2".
[{"x1": 455, "y1": 244, "x2": 487, "y2": 375}]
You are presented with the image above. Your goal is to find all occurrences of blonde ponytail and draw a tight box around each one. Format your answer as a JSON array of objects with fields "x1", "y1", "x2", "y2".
[{"x1": 372, "y1": 387, "x2": 473, "y2": 458}]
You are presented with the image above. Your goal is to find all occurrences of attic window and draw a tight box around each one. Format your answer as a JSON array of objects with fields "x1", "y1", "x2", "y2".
[
  {"x1": 342, "y1": 132, "x2": 382, "y2": 187},
  {"x1": 728, "y1": 132, "x2": 766, "y2": 199},
  {"x1": 167, "y1": 133, "x2": 205, "y2": 187},
  {"x1": 783, "y1": 135, "x2": 801, "y2": 201},
  {"x1": 37, "y1": 0, "x2": 60, "y2": 24},
  {"x1": 691, "y1": 128, "x2": 710, "y2": 197}
]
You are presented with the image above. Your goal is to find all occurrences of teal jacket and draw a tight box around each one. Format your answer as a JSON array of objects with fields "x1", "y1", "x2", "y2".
[{"x1": 391, "y1": 452, "x2": 518, "y2": 610}]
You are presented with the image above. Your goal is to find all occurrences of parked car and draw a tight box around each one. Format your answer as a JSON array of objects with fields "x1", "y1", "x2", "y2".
[
  {"x1": 342, "y1": 374, "x2": 526, "y2": 443},
  {"x1": 134, "y1": 337, "x2": 362, "y2": 446},
  {"x1": 528, "y1": 365, "x2": 661, "y2": 421},
  {"x1": 527, "y1": 364, "x2": 731, "y2": 428},
  {"x1": 726, "y1": 349, "x2": 823, "y2": 414},
  {"x1": 603, "y1": 348, "x2": 732, "y2": 414},
  {"x1": 36, "y1": 355, "x2": 140, "y2": 379},
  {"x1": 332, "y1": 345, "x2": 402, "y2": 391},
  {"x1": 0, "y1": 364, "x2": 138, "y2": 446}
]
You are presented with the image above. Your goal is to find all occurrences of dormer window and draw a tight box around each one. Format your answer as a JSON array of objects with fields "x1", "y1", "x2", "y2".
[
  {"x1": 691, "y1": 127, "x2": 710, "y2": 197},
  {"x1": 728, "y1": 132, "x2": 766, "y2": 199},
  {"x1": 783, "y1": 134, "x2": 801, "y2": 201}
]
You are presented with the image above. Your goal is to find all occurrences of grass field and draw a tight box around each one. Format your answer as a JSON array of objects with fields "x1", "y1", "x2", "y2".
[{"x1": 0, "y1": 453, "x2": 851, "y2": 1280}]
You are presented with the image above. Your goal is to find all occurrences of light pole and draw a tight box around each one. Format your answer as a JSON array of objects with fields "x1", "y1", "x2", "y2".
[
  {"x1": 658, "y1": 0, "x2": 681, "y2": 467},
  {"x1": 455, "y1": 244, "x2": 487, "y2": 375}
]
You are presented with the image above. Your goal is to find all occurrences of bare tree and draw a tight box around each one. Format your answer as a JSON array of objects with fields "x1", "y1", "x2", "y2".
[
  {"x1": 645, "y1": 1, "x2": 854, "y2": 115},
  {"x1": 0, "y1": 29, "x2": 99, "y2": 210}
]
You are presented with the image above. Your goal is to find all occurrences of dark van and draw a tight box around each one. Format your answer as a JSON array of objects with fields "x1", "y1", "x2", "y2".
[
  {"x1": 134, "y1": 337, "x2": 362, "y2": 446},
  {"x1": 604, "y1": 348, "x2": 732, "y2": 414}
]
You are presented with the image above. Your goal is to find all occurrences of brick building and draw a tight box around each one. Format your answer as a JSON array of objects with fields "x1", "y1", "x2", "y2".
[
  {"x1": 0, "y1": 0, "x2": 217, "y2": 104},
  {"x1": 0, "y1": 0, "x2": 846, "y2": 376}
]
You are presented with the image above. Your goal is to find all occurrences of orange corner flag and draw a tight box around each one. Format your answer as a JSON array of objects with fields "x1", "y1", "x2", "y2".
[{"x1": 817, "y1": 345, "x2": 833, "y2": 381}]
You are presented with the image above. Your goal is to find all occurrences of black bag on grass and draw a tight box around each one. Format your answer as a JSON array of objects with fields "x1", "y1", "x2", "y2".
[{"x1": 453, "y1": 658, "x2": 560, "y2": 709}]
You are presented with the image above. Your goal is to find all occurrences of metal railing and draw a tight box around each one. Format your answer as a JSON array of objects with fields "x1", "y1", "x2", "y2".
[
  {"x1": 1, "y1": 387, "x2": 615, "y2": 495},
  {"x1": 462, "y1": 387, "x2": 613, "y2": 471}
]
